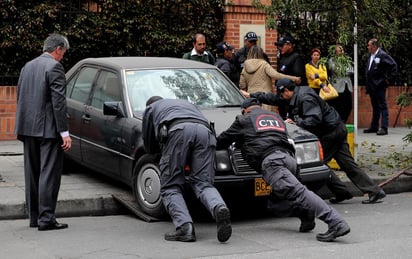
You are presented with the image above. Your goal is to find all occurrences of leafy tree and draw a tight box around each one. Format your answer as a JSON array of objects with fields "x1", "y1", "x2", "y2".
[{"x1": 252, "y1": 0, "x2": 411, "y2": 85}]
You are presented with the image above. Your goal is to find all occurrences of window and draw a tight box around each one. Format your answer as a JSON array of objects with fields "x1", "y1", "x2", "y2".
[
  {"x1": 69, "y1": 67, "x2": 98, "y2": 104},
  {"x1": 91, "y1": 71, "x2": 121, "y2": 109}
]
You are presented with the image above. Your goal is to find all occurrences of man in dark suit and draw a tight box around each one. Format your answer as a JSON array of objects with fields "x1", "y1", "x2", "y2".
[
  {"x1": 364, "y1": 38, "x2": 398, "y2": 135},
  {"x1": 15, "y1": 34, "x2": 72, "y2": 231}
]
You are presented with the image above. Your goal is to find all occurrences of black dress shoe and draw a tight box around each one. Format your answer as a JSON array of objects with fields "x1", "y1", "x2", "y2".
[
  {"x1": 215, "y1": 204, "x2": 232, "y2": 242},
  {"x1": 38, "y1": 222, "x2": 68, "y2": 231},
  {"x1": 329, "y1": 192, "x2": 354, "y2": 204},
  {"x1": 164, "y1": 222, "x2": 196, "y2": 242},
  {"x1": 376, "y1": 128, "x2": 388, "y2": 135},
  {"x1": 362, "y1": 189, "x2": 386, "y2": 204},
  {"x1": 363, "y1": 128, "x2": 378, "y2": 133},
  {"x1": 316, "y1": 221, "x2": 350, "y2": 242}
]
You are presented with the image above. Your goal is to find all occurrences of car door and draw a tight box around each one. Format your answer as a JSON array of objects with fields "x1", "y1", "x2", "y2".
[
  {"x1": 66, "y1": 66, "x2": 99, "y2": 163},
  {"x1": 80, "y1": 70, "x2": 125, "y2": 178}
]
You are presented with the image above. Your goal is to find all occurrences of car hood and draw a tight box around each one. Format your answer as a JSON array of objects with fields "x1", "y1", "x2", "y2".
[{"x1": 201, "y1": 107, "x2": 318, "y2": 142}]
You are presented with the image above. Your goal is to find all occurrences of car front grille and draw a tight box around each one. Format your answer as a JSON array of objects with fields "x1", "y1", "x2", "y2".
[{"x1": 231, "y1": 149, "x2": 256, "y2": 175}]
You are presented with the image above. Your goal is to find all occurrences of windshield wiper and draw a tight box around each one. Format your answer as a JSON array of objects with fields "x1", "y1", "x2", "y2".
[{"x1": 215, "y1": 104, "x2": 241, "y2": 108}]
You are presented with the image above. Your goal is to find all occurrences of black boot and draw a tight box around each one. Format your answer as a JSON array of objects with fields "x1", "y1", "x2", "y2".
[
  {"x1": 164, "y1": 222, "x2": 196, "y2": 242},
  {"x1": 316, "y1": 221, "x2": 350, "y2": 242},
  {"x1": 214, "y1": 204, "x2": 232, "y2": 242},
  {"x1": 298, "y1": 211, "x2": 316, "y2": 233}
]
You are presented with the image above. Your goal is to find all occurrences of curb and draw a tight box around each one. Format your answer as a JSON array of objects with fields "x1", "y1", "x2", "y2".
[{"x1": 0, "y1": 195, "x2": 124, "y2": 220}]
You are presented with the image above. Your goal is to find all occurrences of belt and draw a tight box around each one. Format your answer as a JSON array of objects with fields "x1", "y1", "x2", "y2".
[{"x1": 168, "y1": 118, "x2": 210, "y2": 130}]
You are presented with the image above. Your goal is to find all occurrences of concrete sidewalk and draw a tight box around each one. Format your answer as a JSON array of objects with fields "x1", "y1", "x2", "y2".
[{"x1": 1, "y1": 127, "x2": 411, "y2": 221}]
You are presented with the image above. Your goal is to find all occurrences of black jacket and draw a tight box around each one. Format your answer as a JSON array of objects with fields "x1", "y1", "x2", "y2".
[
  {"x1": 142, "y1": 99, "x2": 209, "y2": 154},
  {"x1": 277, "y1": 51, "x2": 307, "y2": 86},
  {"x1": 215, "y1": 57, "x2": 239, "y2": 86},
  {"x1": 216, "y1": 107, "x2": 294, "y2": 171},
  {"x1": 251, "y1": 86, "x2": 341, "y2": 137}
]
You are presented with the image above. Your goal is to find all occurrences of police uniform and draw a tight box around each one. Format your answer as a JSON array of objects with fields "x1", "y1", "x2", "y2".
[
  {"x1": 252, "y1": 78, "x2": 385, "y2": 204},
  {"x1": 143, "y1": 98, "x2": 231, "y2": 242},
  {"x1": 217, "y1": 98, "x2": 349, "y2": 241},
  {"x1": 233, "y1": 31, "x2": 270, "y2": 74}
]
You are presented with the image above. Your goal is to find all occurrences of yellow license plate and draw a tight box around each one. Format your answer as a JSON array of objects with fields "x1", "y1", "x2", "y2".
[{"x1": 255, "y1": 178, "x2": 271, "y2": 196}]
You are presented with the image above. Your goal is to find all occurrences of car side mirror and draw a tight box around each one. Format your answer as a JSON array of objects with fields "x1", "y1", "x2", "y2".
[{"x1": 103, "y1": 101, "x2": 125, "y2": 117}]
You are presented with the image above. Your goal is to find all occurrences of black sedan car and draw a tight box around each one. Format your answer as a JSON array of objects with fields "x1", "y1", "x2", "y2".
[{"x1": 64, "y1": 57, "x2": 330, "y2": 218}]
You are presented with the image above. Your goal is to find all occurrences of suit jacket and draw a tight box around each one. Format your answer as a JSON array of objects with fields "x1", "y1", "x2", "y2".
[
  {"x1": 15, "y1": 53, "x2": 68, "y2": 139},
  {"x1": 365, "y1": 48, "x2": 397, "y2": 91}
]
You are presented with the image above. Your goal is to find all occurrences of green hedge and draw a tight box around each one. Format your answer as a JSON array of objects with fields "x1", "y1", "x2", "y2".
[{"x1": 0, "y1": 0, "x2": 225, "y2": 82}]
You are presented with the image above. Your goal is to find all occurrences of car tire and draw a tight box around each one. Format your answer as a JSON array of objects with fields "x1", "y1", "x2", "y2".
[{"x1": 132, "y1": 154, "x2": 166, "y2": 218}]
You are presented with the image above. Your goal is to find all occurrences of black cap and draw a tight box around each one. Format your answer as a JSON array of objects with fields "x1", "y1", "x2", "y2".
[
  {"x1": 275, "y1": 36, "x2": 294, "y2": 46},
  {"x1": 276, "y1": 78, "x2": 295, "y2": 93},
  {"x1": 216, "y1": 41, "x2": 234, "y2": 53},
  {"x1": 241, "y1": 98, "x2": 260, "y2": 109},
  {"x1": 244, "y1": 32, "x2": 258, "y2": 41}
]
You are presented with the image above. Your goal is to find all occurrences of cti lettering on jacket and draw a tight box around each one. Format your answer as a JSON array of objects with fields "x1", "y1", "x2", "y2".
[{"x1": 253, "y1": 114, "x2": 286, "y2": 133}]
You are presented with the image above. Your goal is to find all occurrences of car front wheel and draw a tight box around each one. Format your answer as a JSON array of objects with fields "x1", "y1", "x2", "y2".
[{"x1": 132, "y1": 154, "x2": 166, "y2": 218}]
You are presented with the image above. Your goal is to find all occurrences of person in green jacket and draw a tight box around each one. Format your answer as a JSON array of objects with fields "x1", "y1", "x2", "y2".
[{"x1": 182, "y1": 33, "x2": 215, "y2": 65}]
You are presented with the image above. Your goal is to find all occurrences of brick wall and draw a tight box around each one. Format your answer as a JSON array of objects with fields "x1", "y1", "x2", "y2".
[
  {"x1": 0, "y1": 86, "x2": 17, "y2": 140},
  {"x1": 348, "y1": 86, "x2": 412, "y2": 128},
  {"x1": 223, "y1": 0, "x2": 278, "y2": 65}
]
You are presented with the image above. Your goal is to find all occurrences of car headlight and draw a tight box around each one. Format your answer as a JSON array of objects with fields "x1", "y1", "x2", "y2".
[
  {"x1": 215, "y1": 149, "x2": 232, "y2": 171},
  {"x1": 294, "y1": 141, "x2": 322, "y2": 164}
]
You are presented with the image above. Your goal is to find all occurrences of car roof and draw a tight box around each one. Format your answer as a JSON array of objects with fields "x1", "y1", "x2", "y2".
[{"x1": 76, "y1": 57, "x2": 216, "y2": 70}]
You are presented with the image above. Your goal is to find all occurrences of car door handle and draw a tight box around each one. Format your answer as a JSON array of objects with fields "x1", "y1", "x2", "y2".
[{"x1": 82, "y1": 114, "x2": 91, "y2": 123}]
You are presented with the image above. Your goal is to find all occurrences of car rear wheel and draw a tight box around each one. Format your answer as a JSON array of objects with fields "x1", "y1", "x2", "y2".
[{"x1": 132, "y1": 154, "x2": 166, "y2": 218}]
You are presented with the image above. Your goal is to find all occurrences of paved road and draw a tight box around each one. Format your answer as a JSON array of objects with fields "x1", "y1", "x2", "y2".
[
  {"x1": 0, "y1": 127, "x2": 411, "y2": 220},
  {"x1": 1, "y1": 192, "x2": 412, "y2": 259}
]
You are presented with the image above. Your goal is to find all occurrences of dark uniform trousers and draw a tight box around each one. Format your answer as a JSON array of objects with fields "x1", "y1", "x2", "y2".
[
  {"x1": 262, "y1": 150, "x2": 344, "y2": 228},
  {"x1": 159, "y1": 123, "x2": 226, "y2": 228},
  {"x1": 321, "y1": 122, "x2": 381, "y2": 196},
  {"x1": 23, "y1": 137, "x2": 63, "y2": 226}
]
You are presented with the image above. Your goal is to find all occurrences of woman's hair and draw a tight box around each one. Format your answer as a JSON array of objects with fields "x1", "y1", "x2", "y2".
[
  {"x1": 247, "y1": 45, "x2": 264, "y2": 60},
  {"x1": 311, "y1": 48, "x2": 321, "y2": 55}
]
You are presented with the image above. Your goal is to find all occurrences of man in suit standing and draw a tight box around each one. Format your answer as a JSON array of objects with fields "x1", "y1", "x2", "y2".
[
  {"x1": 15, "y1": 34, "x2": 72, "y2": 231},
  {"x1": 364, "y1": 38, "x2": 397, "y2": 135}
]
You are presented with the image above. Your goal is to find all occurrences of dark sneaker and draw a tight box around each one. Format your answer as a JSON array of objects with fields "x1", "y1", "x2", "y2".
[
  {"x1": 316, "y1": 221, "x2": 350, "y2": 242},
  {"x1": 164, "y1": 222, "x2": 196, "y2": 242},
  {"x1": 215, "y1": 204, "x2": 232, "y2": 242}
]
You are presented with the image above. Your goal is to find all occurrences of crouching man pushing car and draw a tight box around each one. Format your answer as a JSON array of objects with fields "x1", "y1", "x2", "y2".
[
  {"x1": 216, "y1": 98, "x2": 350, "y2": 242},
  {"x1": 142, "y1": 96, "x2": 232, "y2": 243}
]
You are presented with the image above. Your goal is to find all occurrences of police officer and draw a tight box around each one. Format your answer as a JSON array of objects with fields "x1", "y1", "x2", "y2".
[
  {"x1": 142, "y1": 96, "x2": 231, "y2": 243},
  {"x1": 233, "y1": 31, "x2": 270, "y2": 74},
  {"x1": 250, "y1": 78, "x2": 386, "y2": 204},
  {"x1": 215, "y1": 41, "x2": 239, "y2": 86},
  {"x1": 216, "y1": 98, "x2": 350, "y2": 242},
  {"x1": 274, "y1": 35, "x2": 307, "y2": 119}
]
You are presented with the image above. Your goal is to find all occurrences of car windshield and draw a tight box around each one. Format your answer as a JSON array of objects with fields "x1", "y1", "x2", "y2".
[{"x1": 125, "y1": 68, "x2": 244, "y2": 112}]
